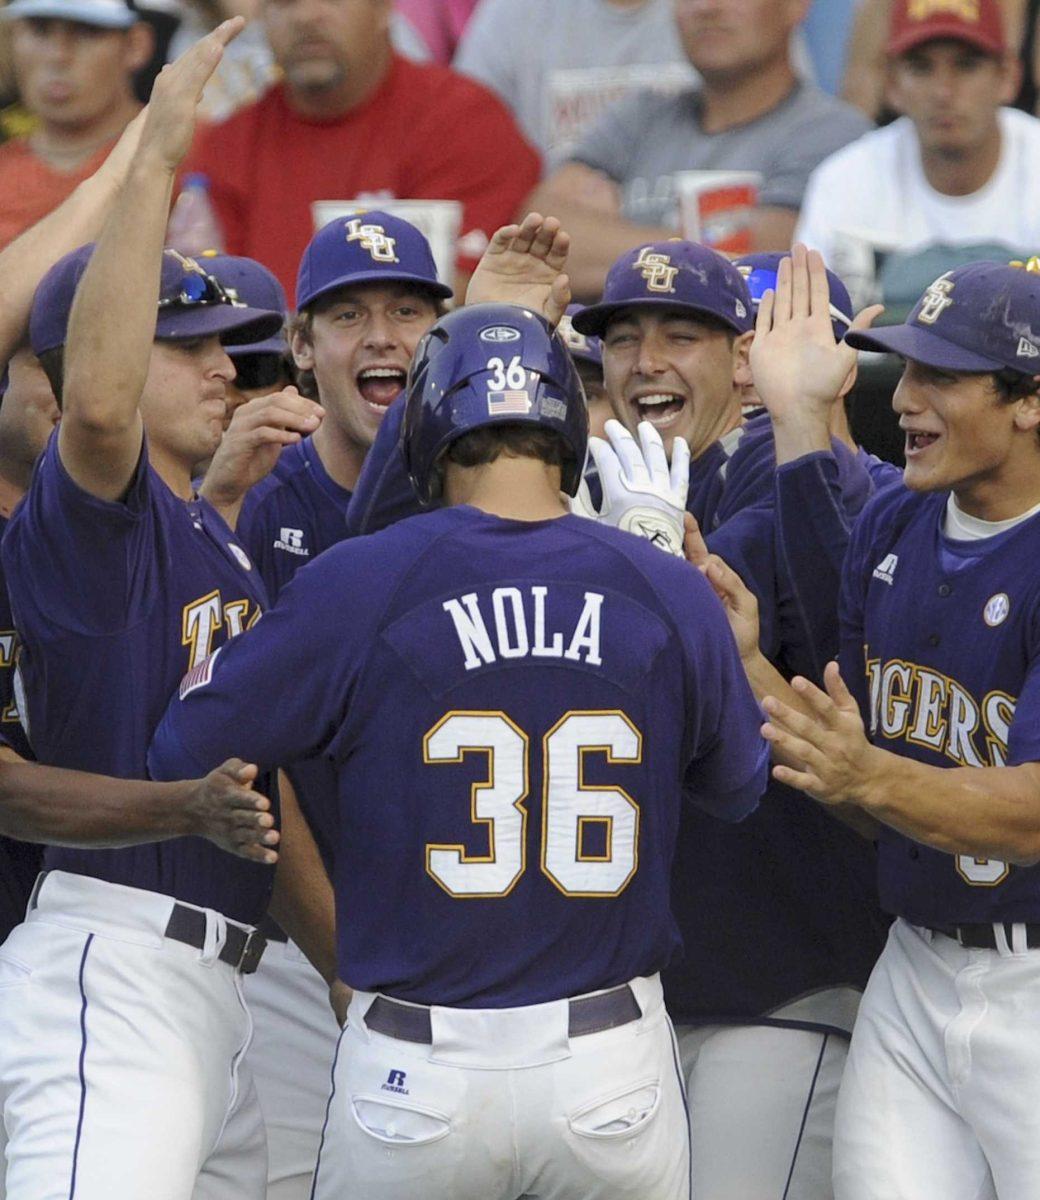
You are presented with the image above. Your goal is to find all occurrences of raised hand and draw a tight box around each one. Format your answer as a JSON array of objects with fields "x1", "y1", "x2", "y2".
[
  {"x1": 138, "y1": 17, "x2": 245, "y2": 172},
  {"x1": 573, "y1": 418, "x2": 689, "y2": 555},
  {"x1": 465, "y1": 212, "x2": 571, "y2": 326},
  {"x1": 749, "y1": 244, "x2": 883, "y2": 429},
  {"x1": 188, "y1": 758, "x2": 280, "y2": 863},
  {"x1": 762, "y1": 661, "x2": 880, "y2": 805},
  {"x1": 200, "y1": 386, "x2": 324, "y2": 521}
]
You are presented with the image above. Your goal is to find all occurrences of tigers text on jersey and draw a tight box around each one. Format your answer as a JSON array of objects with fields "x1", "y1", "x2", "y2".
[
  {"x1": 840, "y1": 485, "x2": 1040, "y2": 925},
  {"x1": 150, "y1": 506, "x2": 768, "y2": 1007},
  {"x1": 1, "y1": 432, "x2": 273, "y2": 923}
]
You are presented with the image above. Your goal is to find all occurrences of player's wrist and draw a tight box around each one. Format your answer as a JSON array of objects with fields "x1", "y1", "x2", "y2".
[{"x1": 847, "y1": 744, "x2": 894, "y2": 815}]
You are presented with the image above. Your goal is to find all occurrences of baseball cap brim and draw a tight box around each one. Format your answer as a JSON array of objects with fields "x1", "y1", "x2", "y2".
[
  {"x1": 845, "y1": 322, "x2": 1006, "y2": 371},
  {"x1": 571, "y1": 296, "x2": 746, "y2": 339},
  {"x1": 226, "y1": 333, "x2": 286, "y2": 357},
  {"x1": 887, "y1": 22, "x2": 1003, "y2": 57},
  {"x1": 303, "y1": 268, "x2": 453, "y2": 310},
  {"x1": 155, "y1": 304, "x2": 284, "y2": 347},
  {"x1": 0, "y1": 0, "x2": 137, "y2": 27}
]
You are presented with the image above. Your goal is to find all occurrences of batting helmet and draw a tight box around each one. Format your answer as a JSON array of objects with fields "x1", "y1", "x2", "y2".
[{"x1": 402, "y1": 303, "x2": 589, "y2": 505}]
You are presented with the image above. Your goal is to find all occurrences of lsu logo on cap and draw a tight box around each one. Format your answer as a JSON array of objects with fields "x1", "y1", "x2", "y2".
[
  {"x1": 344, "y1": 218, "x2": 399, "y2": 264},
  {"x1": 908, "y1": 0, "x2": 978, "y2": 19},
  {"x1": 634, "y1": 247, "x2": 678, "y2": 294},
  {"x1": 917, "y1": 273, "x2": 955, "y2": 325}
]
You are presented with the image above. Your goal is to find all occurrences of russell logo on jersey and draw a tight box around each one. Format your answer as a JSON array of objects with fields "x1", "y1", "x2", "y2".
[{"x1": 872, "y1": 553, "x2": 898, "y2": 585}]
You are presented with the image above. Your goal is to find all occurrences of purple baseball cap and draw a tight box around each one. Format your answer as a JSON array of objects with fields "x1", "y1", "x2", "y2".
[
  {"x1": 296, "y1": 210, "x2": 454, "y2": 310},
  {"x1": 198, "y1": 252, "x2": 288, "y2": 357},
  {"x1": 30, "y1": 245, "x2": 284, "y2": 357},
  {"x1": 845, "y1": 260, "x2": 1040, "y2": 373},
  {"x1": 571, "y1": 240, "x2": 753, "y2": 339},
  {"x1": 735, "y1": 251, "x2": 853, "y2": 342},
  {"x1": 559, "y1": 304, "x2": 602, "y2": 367}
]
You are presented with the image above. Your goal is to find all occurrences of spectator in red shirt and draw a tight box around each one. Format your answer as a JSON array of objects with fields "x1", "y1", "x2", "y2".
[
  {"x1": 184, "y1": 0, "x2": 541, "y2": 300},
  {"x1": 0, "y1": 0, "x2": 153, "y2": 250}
]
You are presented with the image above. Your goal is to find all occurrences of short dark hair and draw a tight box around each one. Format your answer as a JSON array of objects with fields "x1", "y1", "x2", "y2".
[
  {"x1": 444, "y1": 424, "x2": 567, "y2": 473},
  {"x1": 993, "y1": 368, "x2": 1040, "y2": 405}
]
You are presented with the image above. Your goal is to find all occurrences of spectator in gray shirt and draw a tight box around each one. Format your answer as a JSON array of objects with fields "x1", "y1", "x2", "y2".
[
  {"x1": 453, "y1": 0, "x2": 696, "y2": 165},
  {"x1": 529, "y1": 0, "x2": 872, "y2": 300}
]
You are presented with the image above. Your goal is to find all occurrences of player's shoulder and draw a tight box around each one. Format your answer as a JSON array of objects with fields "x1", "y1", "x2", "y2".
[
  {"x1": 851, "y1": 480, "x2": 935, "y2": 556},
  {"x1": 782, "y1": 82, "x2": 872, "y2": 136}
]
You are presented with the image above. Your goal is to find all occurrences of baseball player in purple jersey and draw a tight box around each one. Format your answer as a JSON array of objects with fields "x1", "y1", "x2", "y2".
[
  {"x1": 196, "y1": 213, "x2": 452, "y2": 1200},
  {"x1": 720, "y1": 258, "x2": 1040, "y2": 1198},
  {"x1": 149, "y1": 301, "x2": 770, "y2": 1200},
  {"x1": 0, "y1": 24, "x2": 327, "y2": 1200}
]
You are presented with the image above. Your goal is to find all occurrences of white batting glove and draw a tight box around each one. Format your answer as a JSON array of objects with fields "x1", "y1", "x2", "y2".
[{"x1": 571, "y1": 419, "x2": 690, "y2": 556}]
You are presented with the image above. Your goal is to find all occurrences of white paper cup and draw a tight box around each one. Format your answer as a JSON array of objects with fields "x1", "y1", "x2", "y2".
[
  {"x1": 311, "y1": 198, "x2": 463, "y2": 291},
  {"x1": 673, "y1": 170, "x2": 761, "y2": 255}
]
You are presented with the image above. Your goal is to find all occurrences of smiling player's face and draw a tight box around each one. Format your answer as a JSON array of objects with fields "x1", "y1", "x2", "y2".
[
  {"x1": 140, "y1": 336, "x2": 235, "y2": 469},
  {"x1": 601, "y1": 307, "x2": 750, "y2": 459},
  {"x1": 292, "y1": 283, "x2": 439, "y2": 451},
  {"x1": 895, "y1": 360, "x2": 1040, "y2": 514}
]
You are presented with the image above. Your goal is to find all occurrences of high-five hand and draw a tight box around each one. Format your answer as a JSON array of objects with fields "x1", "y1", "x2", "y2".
[{"x1": 465, "y1": 212, "x2": 571, "y2": 325}]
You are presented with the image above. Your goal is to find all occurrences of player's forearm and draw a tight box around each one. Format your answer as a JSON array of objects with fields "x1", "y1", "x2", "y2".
[
  {"x1": 855, "y1": 754, "x2": 1040, "y2": 864},
  {"x1": 767, "y1": 411, "x2": 834, "y2": 463},
  {"x1": 0, "y1": 758, "x2": 198, "y2": 846},
  {"x1": 267, "y1": 773, "x2": 338, "y2": 985},
  {"x1": 63, "y1": 151, "x2": 175, "y2": 431}
]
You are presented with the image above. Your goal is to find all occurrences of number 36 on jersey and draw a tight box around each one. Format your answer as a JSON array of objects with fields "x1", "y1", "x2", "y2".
[{"x1": 424, "y1": 709, "x2": 641, "y2": 900}]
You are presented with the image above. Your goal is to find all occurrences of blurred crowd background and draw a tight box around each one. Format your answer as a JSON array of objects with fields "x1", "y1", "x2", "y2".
[{"x1": 0, "y1": 0, "x2": 1033, "y2": 466}]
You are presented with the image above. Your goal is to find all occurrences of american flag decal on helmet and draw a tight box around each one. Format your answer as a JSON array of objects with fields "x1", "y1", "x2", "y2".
[{"x1": 487, "y1": 390, "x2": 532, "y2": 416}]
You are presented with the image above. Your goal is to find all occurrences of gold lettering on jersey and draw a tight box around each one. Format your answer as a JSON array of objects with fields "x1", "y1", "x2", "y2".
[
  {"x1": 916, "y1": 273, "x2": 955, "y2": 325},
  {"x1": 867, "y1": 657, "x2": 1012, "y2": 767},
  {"x1": 344, "y1": 218, "x2": 399, "y2": 264},
  {"x1": 443, "y1": 586, "x2": 604, "y2": 671},
  {"x1": 633, "y1": 247, "x2": 679, "y2": 294},
  {"x1": 0, "y1": 631, "x2": 19, "y2": 724},
  {"x1": 182, "y1": 591, "x2": 261, "y2": 670},
  {"x1": 908, "y1": 0, "x2": 978, "y2": 20}
]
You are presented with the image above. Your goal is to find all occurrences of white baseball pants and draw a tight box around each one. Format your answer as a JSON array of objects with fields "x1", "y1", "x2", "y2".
[
  {"x1": 312, "y1": 973, "x2": 689, "y2": 1200},
  {"x1": 834, "y1": 917, "x2": 1040, "y2": 1200},
  {"x1": 0, "y1": 871, "x2": 265, "y2": 1200},
  {"x1": 242, "y1": 938, "x2": 339, "y2": 1200},
  {"x1": 675, "y1": 987, "x2": 860, "y2": 1199}
]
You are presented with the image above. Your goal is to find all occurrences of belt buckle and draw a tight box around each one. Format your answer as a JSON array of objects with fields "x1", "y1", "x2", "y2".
[{"x1": 237, "y1": 930, "x2": 266, "y2": 974}]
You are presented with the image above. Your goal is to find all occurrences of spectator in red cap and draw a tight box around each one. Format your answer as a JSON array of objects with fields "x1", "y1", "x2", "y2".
[
  {"x1": 180, "y1": 0, "x2": 540, "y2": 303},
  {"x1": 798, "y1": 0, "x2": 1040, "y2": 316}
]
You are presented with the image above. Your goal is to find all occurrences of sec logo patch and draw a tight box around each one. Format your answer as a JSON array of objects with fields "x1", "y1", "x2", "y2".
[{"x1": 983, "y1": 593, "x2": 1010, "y2": 627}]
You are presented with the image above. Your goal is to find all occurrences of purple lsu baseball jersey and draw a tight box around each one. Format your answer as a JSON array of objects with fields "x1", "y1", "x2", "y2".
[
  {"x1": 150, "y1": 506, "x2": 769, "y2": 1007},
  {"x1": 841, "y1": 485, "x2": 1040, "y2": 925},
  {"x1": 1, "y1": 433, "x2": 274, "y2": 924},
  {"x1": 0, "y1": 513, "x2": 43, "y2": 941},
  {"x1": 236, "y1": 437, "x2": 352, "y2": 601}
]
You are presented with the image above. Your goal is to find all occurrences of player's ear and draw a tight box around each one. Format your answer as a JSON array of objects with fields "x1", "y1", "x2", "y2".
[
  {"x1": 839, "y1": 361, "x2": 858, "y2": 399},
  {"x1": 731, "y1": 331, "x2": 754, "y2": 390},
  {"x1": 291, "y1": 326, "x2": 315, "y2": 372},
  {"x1": 1013, "y1": 379, "x2": 1040, "y2": 435}
]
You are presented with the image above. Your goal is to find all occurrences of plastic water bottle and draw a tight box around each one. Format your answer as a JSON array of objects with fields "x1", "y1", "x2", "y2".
[{"x1": 166, "y1": 173, "x2": 225, "y2": 257}]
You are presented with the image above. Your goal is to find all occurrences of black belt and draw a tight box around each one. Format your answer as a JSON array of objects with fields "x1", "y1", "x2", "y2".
[
  {"x1": 365, "y1": 983, "x2": 642, "y2": 1045},
  {"x1": 257, "y1": 913, "x2": 289, "y2": 943},
  {"x1": 929, "y1": 922, "x2": 1040, "y2": 950},
  {"x1": 164, "y1": 904, "x2": 266, "y2": 974}
]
